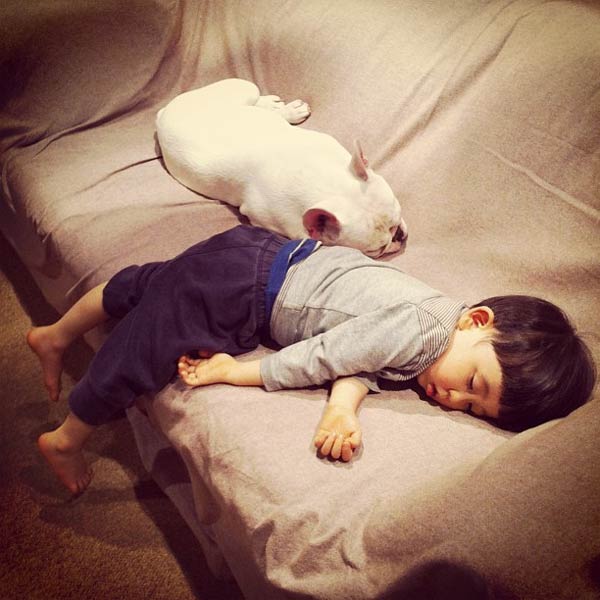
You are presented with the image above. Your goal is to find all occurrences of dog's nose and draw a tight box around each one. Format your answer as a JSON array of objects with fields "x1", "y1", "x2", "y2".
[{"x1": 393, "y1": 219, "x2": 408, "y2": 242}]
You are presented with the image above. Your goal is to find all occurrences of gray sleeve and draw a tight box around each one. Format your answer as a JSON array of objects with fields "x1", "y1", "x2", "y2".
[{"x1": 260, "y1": 304, "x2": 424, "y2": 391}]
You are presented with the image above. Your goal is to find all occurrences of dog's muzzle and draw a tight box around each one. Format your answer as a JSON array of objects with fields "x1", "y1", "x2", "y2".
[{"x1": 393, "y1": 218, "x2": 409, "y2": 242}]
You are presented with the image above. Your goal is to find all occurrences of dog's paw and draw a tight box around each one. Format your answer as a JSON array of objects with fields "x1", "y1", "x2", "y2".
[
  {"x1": 256, "y1": 95, "x2": 311, "y2": 124},
  {"x1": 279, "y1": 99, "x2": 311, "y2": 125}
]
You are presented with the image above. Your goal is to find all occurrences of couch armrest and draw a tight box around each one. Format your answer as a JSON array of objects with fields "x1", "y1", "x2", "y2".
[{"x1": 0, "y1": 0, "x2": 180, "y2": 154}]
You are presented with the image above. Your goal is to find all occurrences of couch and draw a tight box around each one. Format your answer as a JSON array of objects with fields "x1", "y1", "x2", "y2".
[{"x1": 1, "y1": 1, "x2": 599, "y2": 598}]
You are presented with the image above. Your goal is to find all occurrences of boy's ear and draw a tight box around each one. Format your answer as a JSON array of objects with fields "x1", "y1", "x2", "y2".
[{"x1": 459, "y1": 306, "x2": 495, "y2": 330}]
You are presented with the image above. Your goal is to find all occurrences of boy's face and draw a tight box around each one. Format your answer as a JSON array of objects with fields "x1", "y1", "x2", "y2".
[{"x1": 417, "y1": 307, "x2": 502, "y2": 420}]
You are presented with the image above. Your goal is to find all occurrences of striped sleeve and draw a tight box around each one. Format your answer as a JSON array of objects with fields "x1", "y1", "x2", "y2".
[{"x1": 413, "y1": 297, "x2": 466, "y2": 373}]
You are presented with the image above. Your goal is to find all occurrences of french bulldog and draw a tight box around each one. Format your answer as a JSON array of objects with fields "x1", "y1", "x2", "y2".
[{"x1": 156, "y1": 78, "x2": 407, "y2": 257}]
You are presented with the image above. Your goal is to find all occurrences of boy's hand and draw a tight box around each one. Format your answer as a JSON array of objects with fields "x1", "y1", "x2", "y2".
[
  {"x1": 178, "y1": 353, "x2": 236, "y2": 386},
  {"x1": 178, "y1": 353, "x2": 263, "y2": 387},
  {"x1": 313, "y1": 376, "x2": 368, "y2": 462},
  {"x1": 313, "y1": 404, "x2": 362, "y2": 462}
]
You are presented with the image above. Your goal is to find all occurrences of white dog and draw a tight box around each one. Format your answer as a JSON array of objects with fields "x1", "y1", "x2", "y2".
[{"x1": 156, "y1": 78, "x2": 407, "y2": 257}]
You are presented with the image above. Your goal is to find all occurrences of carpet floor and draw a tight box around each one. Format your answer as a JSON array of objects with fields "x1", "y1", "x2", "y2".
[{"x1": 0, "y1": 233, "x2": 243, "y2": 600}]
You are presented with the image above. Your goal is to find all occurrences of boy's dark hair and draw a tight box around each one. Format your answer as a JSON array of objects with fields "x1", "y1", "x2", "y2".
[{"x1": 472, "y1": 295, "x2": 596, "y2": 431}]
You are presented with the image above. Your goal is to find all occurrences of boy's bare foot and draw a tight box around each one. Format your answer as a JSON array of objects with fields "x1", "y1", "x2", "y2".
[
  {"x1": 38, "y1": 431, "x2": 93, "y2": 495},
  {"x1": 26, "y1": 326, "x2": 66, "y2": 402}
]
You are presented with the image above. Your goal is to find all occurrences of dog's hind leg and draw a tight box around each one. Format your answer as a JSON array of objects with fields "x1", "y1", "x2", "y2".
[
  {"x1": 158, "y1": 79, "x2": 260, "y2": 119},
  {"x1": 255, "y1": 96, "x2": 311, "y2": 125}
]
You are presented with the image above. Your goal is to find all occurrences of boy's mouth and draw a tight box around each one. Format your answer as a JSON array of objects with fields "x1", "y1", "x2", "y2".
[{"x1": 426, "y1": 383, "x2": 437, "y2": 399}]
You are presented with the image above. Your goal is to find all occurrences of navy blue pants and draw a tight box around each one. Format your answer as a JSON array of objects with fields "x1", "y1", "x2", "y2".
[{"x1": 69, "y1": 226, "x2": 287, "y2": 426}]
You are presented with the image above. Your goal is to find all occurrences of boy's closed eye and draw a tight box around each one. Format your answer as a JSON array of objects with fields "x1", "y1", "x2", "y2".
[{"x1": 468, "y1": 374, "x2": 475, "y2": 391}]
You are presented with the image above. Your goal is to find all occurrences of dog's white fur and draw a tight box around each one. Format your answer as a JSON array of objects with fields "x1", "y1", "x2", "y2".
[{"x1": 156, "y1": 78, "x2": 407, "y2": 257}]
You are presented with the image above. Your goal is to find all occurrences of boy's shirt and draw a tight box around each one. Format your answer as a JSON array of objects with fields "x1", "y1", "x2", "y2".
[{"x1": 260, "y1": 245, "x2": 467, "y2": 392}]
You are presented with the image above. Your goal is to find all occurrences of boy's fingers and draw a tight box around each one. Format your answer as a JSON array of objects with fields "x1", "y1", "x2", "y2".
[
  {"x1": 319, "y1": 433, "x2": 336, "y2": 456},
  {"x1": 178, "y1": 355, "x2": 197, "y2": 369},
  {"x1": 348, "y1": 430, "x2": 362, "y2": 449},
  {"x1": 315, "y1": 430, "x2": 358, "y2": 459},
  {"x1": 314, "y1": 430, "x2": 328, "y2": 448},
  {"x1": 341, "y1": 440, "x2": 353, "y2": 462},
  {"x1": 331, "y1": 434, "x2": 344, "y2": 459}
]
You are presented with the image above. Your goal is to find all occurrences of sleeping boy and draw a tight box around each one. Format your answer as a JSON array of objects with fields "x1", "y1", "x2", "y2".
[{"x1": 27, "y1": 226, "x2": 596, "y2": 494}]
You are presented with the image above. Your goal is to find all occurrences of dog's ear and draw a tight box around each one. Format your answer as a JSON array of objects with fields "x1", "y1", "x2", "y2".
[
  {"x1": 303, "y1": 208, "x2": 341, "y2": 243},
  {"x1": 350, "y1": 140, "x2": 369, "y2": 181}
]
